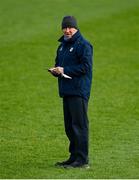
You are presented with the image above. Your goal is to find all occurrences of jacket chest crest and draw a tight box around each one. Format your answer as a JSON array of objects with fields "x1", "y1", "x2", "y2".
[
  {"x1": 59, "y1": 46, "x2": 74, "y2": 53},
  {"x1": 69, "y1": 47, "x2": 74, "y2": 52},
  {"x1": 59, "y1": 46, "x2": 63, "y2": 51}
]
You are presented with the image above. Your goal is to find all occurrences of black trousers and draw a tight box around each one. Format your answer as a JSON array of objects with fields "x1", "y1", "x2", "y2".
[{"x1": 63, "y1": 96, "x2": 89, "y2": 163}]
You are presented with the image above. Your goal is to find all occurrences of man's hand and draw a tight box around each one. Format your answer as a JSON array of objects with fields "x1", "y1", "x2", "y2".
[{"x1": 49, "y1": 67, "x2": 64, "y2": 75}]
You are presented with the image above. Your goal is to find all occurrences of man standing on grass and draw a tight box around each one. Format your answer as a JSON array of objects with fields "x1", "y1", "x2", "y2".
[{"x1": 49, "y1": 16, "x2": 93, "y2": 168}]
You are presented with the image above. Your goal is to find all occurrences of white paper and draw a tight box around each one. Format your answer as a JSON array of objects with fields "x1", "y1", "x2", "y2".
[{"x1": 62, "y1": 73, "x2": 72, "y2": 79}]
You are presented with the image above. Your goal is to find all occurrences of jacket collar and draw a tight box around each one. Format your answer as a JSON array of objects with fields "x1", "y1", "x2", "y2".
[{"x1": 58, "y1": 30, "x2": 81, "y2": 43}]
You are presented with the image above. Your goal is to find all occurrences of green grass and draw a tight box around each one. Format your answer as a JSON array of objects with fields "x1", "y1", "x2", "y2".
[{"x1": 0, "y1": 0, "x2": 139, "y2": 178}]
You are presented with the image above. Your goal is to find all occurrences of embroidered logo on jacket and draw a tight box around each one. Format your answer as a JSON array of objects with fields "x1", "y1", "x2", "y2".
[
  {"x1": 59, "y1": 47, "x2": 63, "y2": 51},
  {"x1": 69, "y1": 47, "x2": 74, "y2": 52}
]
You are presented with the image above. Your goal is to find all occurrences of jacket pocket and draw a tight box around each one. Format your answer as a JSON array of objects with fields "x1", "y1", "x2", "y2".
[{"x1": 73, "y1": 77, "x2": 82, "y2": 89}]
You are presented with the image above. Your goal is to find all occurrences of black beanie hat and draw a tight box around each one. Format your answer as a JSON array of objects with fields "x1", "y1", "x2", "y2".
[{"x1": 61, "y1": 16, "x2": 78, "y2": 29}]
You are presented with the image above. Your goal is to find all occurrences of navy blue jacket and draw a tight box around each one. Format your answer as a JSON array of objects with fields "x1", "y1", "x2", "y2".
[{"x1": 55, "y1": 30, "x2": 93, "y2": 101}]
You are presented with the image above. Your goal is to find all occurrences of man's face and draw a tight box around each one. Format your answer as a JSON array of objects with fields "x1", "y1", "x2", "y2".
[{"x1": 62, "y1": 27, "x2": 77, "y2": 39}]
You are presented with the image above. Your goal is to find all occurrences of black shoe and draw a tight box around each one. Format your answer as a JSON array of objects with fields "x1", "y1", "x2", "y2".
[
  {"x1": 55, "y1": 158, "x2": 75, "y2": 167},
  {"x1": 64, "y1": 161, "x2": 90, "y2": 169}
]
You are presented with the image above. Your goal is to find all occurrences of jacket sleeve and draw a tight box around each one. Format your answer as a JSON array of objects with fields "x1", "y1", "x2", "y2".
[
  {"x1": 64, "y1": 43, "x2": 93, "y2": 77},
  {"x1": 51, "y1": 46, "x2": 61, "y2": 77},
  {"x1": 55, "y1": 45, "x2": 60, "y2": 67}
]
